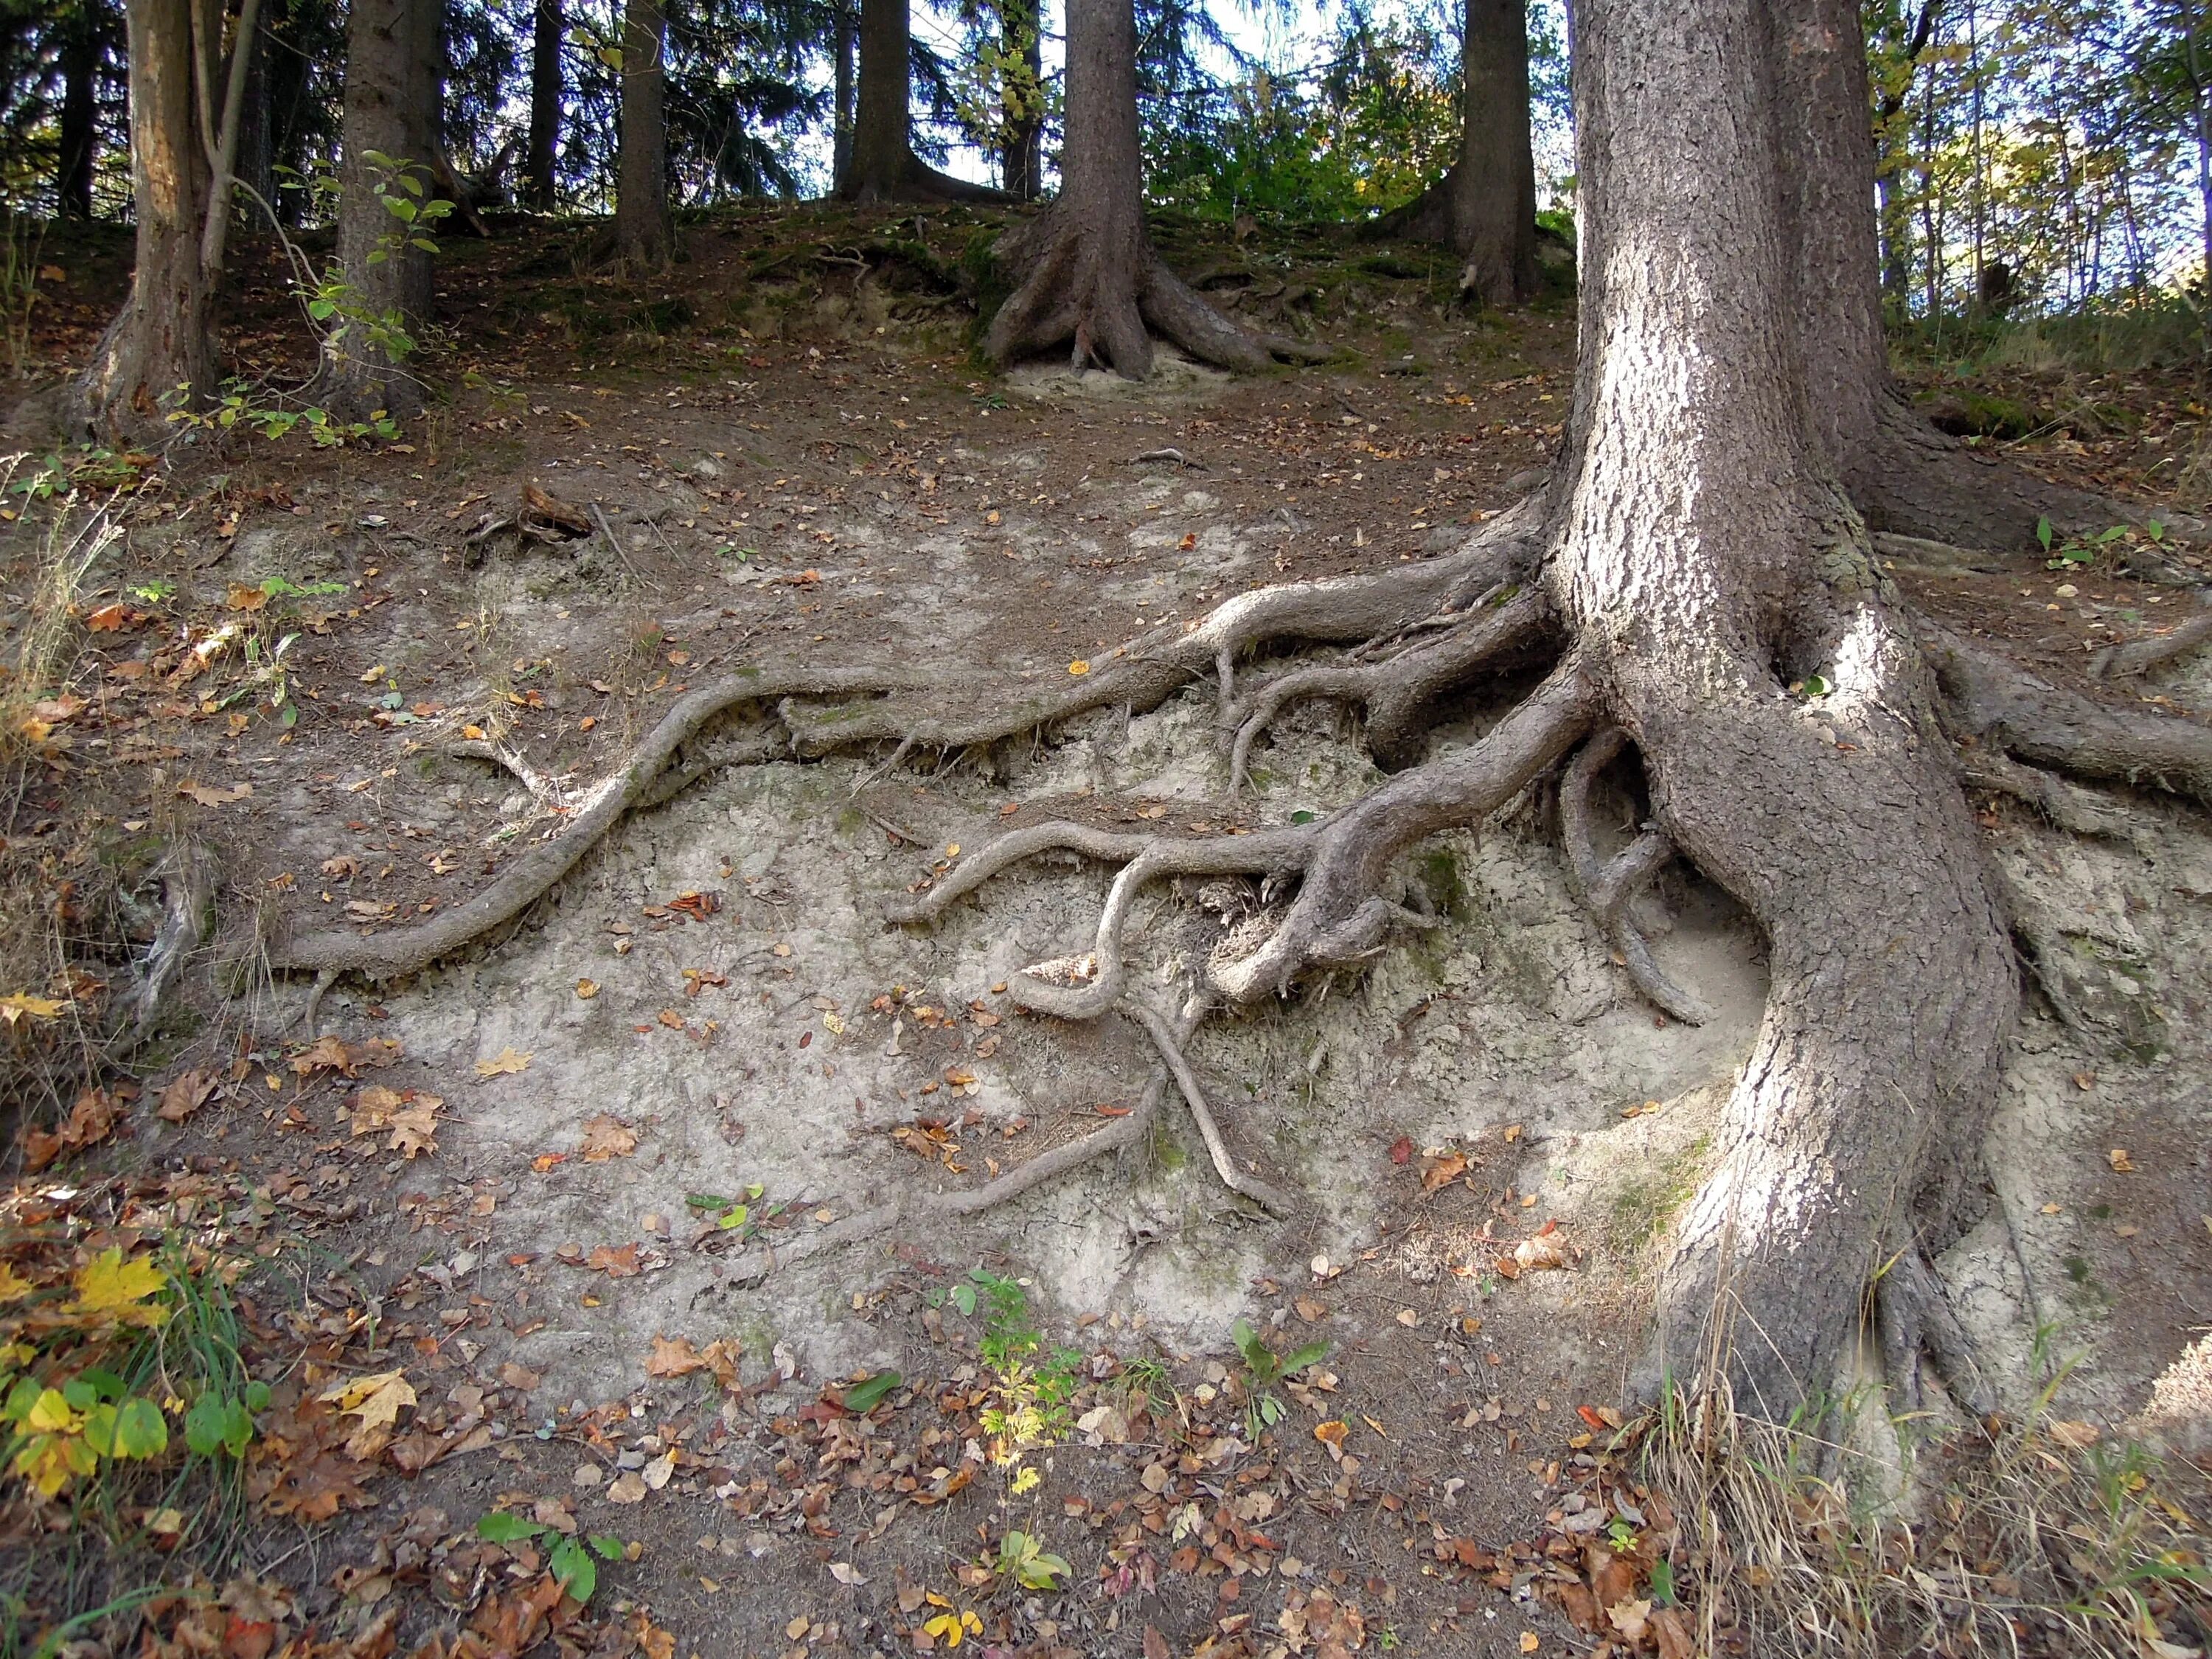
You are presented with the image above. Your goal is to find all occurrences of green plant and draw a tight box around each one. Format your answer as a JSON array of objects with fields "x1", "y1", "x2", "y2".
[
  {"x1": 936, "y1": 1269, "x2": 1082, "y2": 1463},
  {"x1": 473, "y1": 1512, "x2": 628, "y2": 1604},
  {"x1": 994, "y1": 1529, "x2": 1071, "y2": 1591},
  {"x1": 1228, "y1": 1318, "x2": 1330, "y2": 1438},
  {"x1": 683, "y1": 1184, "x2": 772, "y2": 1241},
  {"x1": 2037, "y1": 515, "x2": 2160, "y2": 570},
  {"x1": 0, "y1": 212, "x2": 45, "y2": 379}
]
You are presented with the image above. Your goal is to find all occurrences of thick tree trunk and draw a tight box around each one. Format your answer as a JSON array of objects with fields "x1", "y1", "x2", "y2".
[
  {"x1": 325, "y1": 0, "x2": 439, "y2": 417},
  {"x1": 841, "y1": 0, "x2": 1001, "y2": 203},
  {"x1": 1000, "y1": 0, "x2": 1043, "y2": 201},
  {"x1": 832, "y1": 0, "x2": 855, "y2": 193},
  {"x1": 57, "y1": 2, "x2": 102, "y2": 219},
  {"x1": 80, "y1": 0, "x2": 213, "y2": 438},
  {"x1": 1367, "y1": 0, "x2": 1537, "y2": 306},
  {"x1": 985, "y1": 0, "x2": 1307, "y2": 378},
  {"x1": 1777, "y1": 0, "x2": 2157, "y2": 552},
  {"x1": 1553, "y1": 0, "x2": 2014, "y2": 1411},
  {"x1": 526, "y1": 0, "x2": 561, "y2": 211},
  {"x1": 615, "y1": 0, "x2": 673, "y2": 269}
]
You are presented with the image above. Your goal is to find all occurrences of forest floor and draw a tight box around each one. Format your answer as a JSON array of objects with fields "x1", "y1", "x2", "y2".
[{"x1": 3, "y1": 202, "x2": 2211, "y2": 1659}]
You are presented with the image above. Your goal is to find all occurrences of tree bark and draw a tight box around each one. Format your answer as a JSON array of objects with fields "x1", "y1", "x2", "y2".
[
  {"x1": 1550, "y1": 0, "x2": 2014, "y2": 1411},
  {"x1": 1000, "y1": 0, "x2": 1043, "y2": 200},
  {"x1": 984, "y1": 0, "x2": 1309, "y2": 378},
  {"x1": 526, "y1": 0, "x2": 561, "y2": 211},
  {"x1": 56, "y1": 1, "x2": 104, "y2": 219},
  {"x1": 1366, "y1": 0, "x2": 1537, "y2": 306},
  {"x1": 324, "y1": 0, "x2": 439, "y2": 417},
  {"x1": 832, "y1": 0, "x2": 855, "y2": 193},
  {"x1": 841, "y1": 0, "x2": 1001, "y2": 203},
  {"x1": 80, "y1": 0, "x2": 214, "y2": 438},
  {"x1": 615, "y1": 0, "x2": 673, "y2": 269}
]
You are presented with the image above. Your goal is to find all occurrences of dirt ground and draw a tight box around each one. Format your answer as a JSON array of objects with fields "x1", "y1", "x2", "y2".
[{"x1": 4, "y1": 204, "x2": 2212, "y2": 1658}]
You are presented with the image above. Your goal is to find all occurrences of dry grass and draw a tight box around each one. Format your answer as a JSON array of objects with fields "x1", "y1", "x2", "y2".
[{"x1": 1638, "y1": 1363, "x2": 2212, "y2": 1658}]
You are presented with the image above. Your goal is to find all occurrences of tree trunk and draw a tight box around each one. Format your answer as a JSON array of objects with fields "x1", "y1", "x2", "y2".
[
  {"x1": 1000, "y1": 0, "x2": 1043, "y2": 201},
  {"x1": 985, "y1": 0, "x2": 1311, "y2": 378},
  {"x1": 832, "y1": 0, "x2": 855, "y2": 194},
  {"x1": 615, "y1": 0, "x2": 673, "y2": 269},
  {"x1": 57, "y1": 1, "x2": 102, "y2": 219},
  {"x1": 80, "y1": 0, "x2": 213, "y2": 437},
  {"x1": 526, "y1": 0, "x2": 561, "y2": 211},
  {"x1": 1366, "y1": 0, "x2": 1537, "y2": 307},
  {"x1": 841, "y1": 0, "x2": 1001, "y2": 203},
  {"x1": 234, "y1": 7, "x2": 273, "y2": 224},
  {"x1": 325, "y1": 0, "x2": 439, "y2": 417},
  {"x1": 1552, "y1": 0, "x2": 2014, "y2": 1412}
]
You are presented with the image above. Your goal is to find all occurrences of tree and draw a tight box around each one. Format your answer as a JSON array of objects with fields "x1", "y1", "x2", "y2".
[
  {"x1": 997, "y1": 0, "x2": 1043, "y2": 198},
  {"x1": 54, "y1": 0, "x2": 108, "y2": 218},
  {"x1": 274, "y1": 0, "x2": 2212, "y2": 1422},
  {"x1": 1368, "y1": 0, "x2": 1537, "y2": 306},
  {"x1": 615, "y1": 0, "x2": 674, "y2": 268},
  {"x1": 832, "y1": 0, "x2": 855, "y2": 190},
  {"x1": 984, "y1": 0, "x2": 1324, "y2": 376},
  {"x1": 80, "y1": 0, "x2": 211, "y2": 435},
  {"x1": 840, "y1": 0, "x2": 999, "y2": 201},
  {"x1": 323, "y1": 0, "x2": 441, "y2": 416},
  {"x1": 526, "y1": 0, "x2": 561, "y2": 209}
]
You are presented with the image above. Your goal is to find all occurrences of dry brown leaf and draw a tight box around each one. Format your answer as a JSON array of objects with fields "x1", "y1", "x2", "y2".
[
  {"x1": 644, "y1": 1334, "x2": 706, "y2": 1377},
  {"x1": 157, "y1": 1068, "x2": 219, "y2": 1124},
  {"x1": 21, "y1": 1088, "x2": 122, "y2": 1171},
  {"x1": 586, "y1": 1243, "x2": 641, "y2": 1278},
  {"x1": 1420, "y1": 1150, "x2": 1468, "y2": 1192},
  {"x1": 178, "y1": 779, "x2": 253, "y2": 806},
  {"x1": 474, "y1": 1047, "x2": 532, "y2": 1078},
  {"x1": 386, "y1": 1098, "x2": 441, "y2": 1159},
  {"x1": 579, "y1": 1113, "x2": 638, "y2": 1161},
  {"x1": 2108, "y1": 1147, "x2": 2136, "y2": 1172}
]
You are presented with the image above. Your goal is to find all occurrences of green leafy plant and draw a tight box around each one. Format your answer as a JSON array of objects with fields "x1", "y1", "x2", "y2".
[
  {"x1": 994, "y1": 1529, "x2": 1072, "y2": 1590},
  {"x1": 684, "y1": 1184, "x2": 772, "y2": 1240},
  {"x1": 936, "y1": 1269, "x2": 1082, "y2": 1461},
  {"x1": 473, "y1": 1512, "x2": 628, "y2": 1604},
  {"x1": 844, "y1": 1371, "x2": 902, "y2": 1412},
  {"x1": 1229, "y1": 1317, "x2": 1330, "y2": 1437}
]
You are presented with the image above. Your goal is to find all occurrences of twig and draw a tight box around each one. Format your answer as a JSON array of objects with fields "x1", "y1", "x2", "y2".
[
  {"x1": 589, "y1": 501, "x2": 656, "y2": 591},
  {"x1": 1132, "y1": 448, "x2": 1207, "y2": 470}
]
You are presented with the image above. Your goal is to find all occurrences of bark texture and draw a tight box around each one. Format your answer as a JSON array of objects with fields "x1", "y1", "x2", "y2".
[
  {"x1": 1559, "y1": 0, "x2": 2013, "y2": 1411},
  {"x1": 1368, "y1": 0, "x2": 1538, "y2": 307},
  {"x1": 615, "y1": 0, "x2": 673, "y2": 270},
  {"x1": 840, "y1": 0, "x2": 1001, "y2": 203},
  {"x1": 325, "y1": 0, "x2": 440, "y2": 416},
  {"x1": 984, "y1": 0, "x2": 1315, "y2": 378},
  {"x1": 80, "y1": 0, "x2": 213, "y2": 438},
  {"x1": 526, "y1": 0, "x2": 562, "y2": 210}
]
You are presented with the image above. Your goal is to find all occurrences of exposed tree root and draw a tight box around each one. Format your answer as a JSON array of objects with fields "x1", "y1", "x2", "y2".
[
  {"x1": 1223, "y1": 586, "x2": 1555, "y2": 785},
  {"x1": 1922, "y1": 620, "x2": 2212, "y2": 802},
  {"x1": 1958, "y1": 746, "x2": 2142, "y2": 840},
  {"x1": 1557, "y1": 728, "x2": 1708, "y2": 1024},
  {"x1": 1877, "y1": 1242, "x2": 1997, "y2": 1419},
  {"x1": 2088, "y1": 602, "x2": 2212, "y2": 680},
  {"x1": 129, "y1": 839, "x2": 215, "y2": 1042}
]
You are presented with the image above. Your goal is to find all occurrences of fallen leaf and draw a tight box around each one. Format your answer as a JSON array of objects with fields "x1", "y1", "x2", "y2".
[
  {"x1": 0, "y1": 992, "x2": 65, "y2": 1026},
  {"x1": 178, "y1": 780, "x2": 253, "y2": 806},
  {"x1": 575, "y1": 978, "x2": 599, "y2": 998},
  {"x1": 829, "y1": 1561, "x2": 866, "y2": 1586},
  {"x1": 645, "y1": 1335, "x2": 706, "y2": 1377},
  {"x1": 579, "y1": 1114, "x2": 638, "y2": 1161},
  {"x1": 2108, "y1": 1147, "x2": 2135, "y2": 1172},
  {"x1": 1068, "y1": 659, "x2": 1091, "y2": 676},
  {"x1": 605, "y1": 1470, "x2": 648, "y2": 1503},
  {"x1": 475, "y1": 1047, "x2": 532, "y2": 1078},
  {"x1": 641, "y1": 1450, "x2": 675, "y2": 1490},
  {"x1": 1513, "y1": 1232, "x2": 1568, "y2": 1272},
  {"x1": 22, "y1": 1088, "x2": 122, "y2": 1171},
  {"x1": 1421, "y1": 1150, "x2": 1468, "y2": 1192},
  {"x1": 2048, "y1": 1419, "x2": 2101, "y2": 1449},
  {"x1": 585, "y1": 1243, "x2": 641, "y2": 1278},
  {"x1": 1388, "y1": 1135, "x2": 1413, "y2": 1165},
  {"x1": 1608, "y1": 1598, "x2": 1652, "y2": 1643}
]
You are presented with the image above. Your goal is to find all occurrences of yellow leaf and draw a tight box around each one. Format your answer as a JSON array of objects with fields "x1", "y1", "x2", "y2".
[
  {"x1": 71, "y1": 1248, "x2": 170, "y2": 1321},
  {"x1": 575, "y1": 978, "x2": 599, "y2": 998},
  {"x1": 320, "y1": 1369, "x2": 417, "y2": 1430},
  {"x1": 13, "y1": 1430, "x2": 97, "y2": 1497},
  {"x1": 359, "y1": 663, "x2": 388, "y2": 684},
  {"x1": 1009, "y1": 1465, "x2": 1040, "y2": 1494},
  {"x1": 0, "y1": 1262, "x2": 32, "y2": 1302},
  {"x1": 1067, "y1": 660, "x2": 1090, "y2": 676},
  {"x1": 0, "y1": 992, "x2": 65, "y2": 1026},
  {"x1": 475, "y1": 1047, "x2": 532, "y2": 1078}
]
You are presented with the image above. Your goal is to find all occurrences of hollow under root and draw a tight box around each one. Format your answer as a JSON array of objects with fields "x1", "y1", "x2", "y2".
[{"x1": 1559, "y1": 727, "x2": 1709, "y2": 1025}]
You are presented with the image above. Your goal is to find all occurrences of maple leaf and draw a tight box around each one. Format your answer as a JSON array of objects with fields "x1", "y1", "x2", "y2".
[
  {"x1": 0, "y1": 992, "x2": 65, "y2": 1027},
  {"x1": 386, "y1": 1097, "x2": 442, "y2": 1158},
  {"x1": 293, "y1": 1034, "x2": 401, "y2": 1078},
  {"x1": 22, "y1": 1088, "x2": 121, "y2": 1172},
  {"x1": 71, "y1": 1248, "x2": 171, "y2": 1324},
  {"x1": 347, "y1": 1084, "x2": 406, "y2": 1135},
  {"x1": 579, "y1": 1114, "x2": 638, "y2": 1161},
  {"x1": 1420, "y1": 1150, "x2": 1468, "y2": 1192},
  {"x1": 644, "y1": 1334, "x2": 706, "y2": 1377},
  {"x1": 0, "y1": 1262, "x2": 33, "y2": 1303},
  {"x1": 475, "y1": 1047, "x2": 532, "y2": 1078}
]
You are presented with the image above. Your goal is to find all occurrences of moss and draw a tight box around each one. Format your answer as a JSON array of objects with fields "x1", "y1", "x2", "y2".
[
  {"x1": 1606, "y1": 1133, "x2": 1711, "y2": 1252},
  {"x1": 1418, "y1": 848, "x2": 1469, "y2": 923}
]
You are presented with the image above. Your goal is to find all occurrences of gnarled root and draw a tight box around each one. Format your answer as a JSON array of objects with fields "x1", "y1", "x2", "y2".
[
  {"x1": 1223, "y1": 586, "x2": 1555, "y2": 786},
  {"x1": 2088, "y1": 602, "x2": 2212, "y2": 680},
  {"x1": 1877, "y1": 1241, "x2": 1997, "y2": 1419},
  {"x1": 1921, "y1": 620, "x2": 2212, "y2": 803},
  {"x1": 1558, "y1": 728, "x2": 1708, "y2": 1025}
]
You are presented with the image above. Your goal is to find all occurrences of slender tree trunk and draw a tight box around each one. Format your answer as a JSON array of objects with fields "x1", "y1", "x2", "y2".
[
  {"x1": 326, "y1": 0, "x2": 439, "y2": 416},
  {"x1": 615, "y1": 0, "x2": 673, "y2": 268},
  {"x1": 234, "y1": 6, "x2": 272, "y2": 223},
  {"x1": 985, "y1": 0, "x2": 1307, "y2": 376},
  {"x1": 526, "y1": 0, "x2": 562, "y2": 210},
  {"x1": 80, "y1": 0, "x2": 214, "y2": 436},
  {"x1": 832, "y1": 0, "x2": 855, "y2": 193},
  {"x1": 57, "y1": 3, "x2": 101, "y2": 219},
  {"x1": 841, "y1": 0, "x2": 1001, "y2": 203},
  {"x1": 1000, "y1": 0, "x2": 1043, "y2": 201},
  {"x1": 1366, "y1": 0, "x2": 1537, "y2": 306}
]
